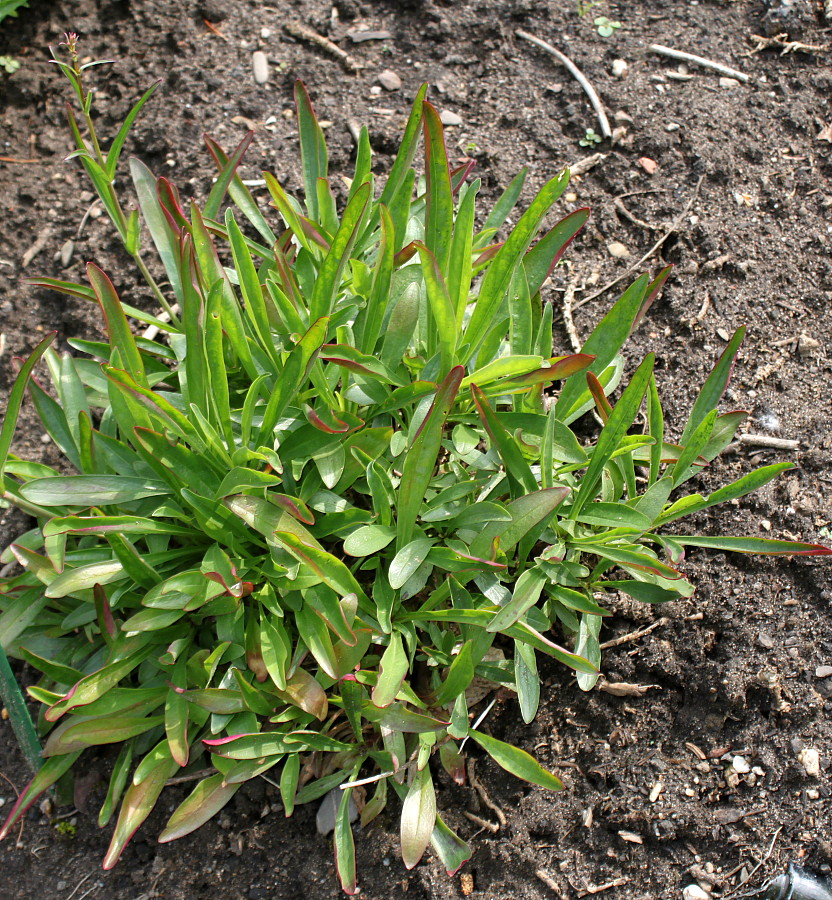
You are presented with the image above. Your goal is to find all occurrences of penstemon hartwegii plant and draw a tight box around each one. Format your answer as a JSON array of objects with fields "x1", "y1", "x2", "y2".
[{"x1": 0, "y1": 37, "x2": 829, "y2": 892}]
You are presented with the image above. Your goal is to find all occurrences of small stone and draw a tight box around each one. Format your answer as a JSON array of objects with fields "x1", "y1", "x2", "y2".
[
  {"x1": 683, "y1": 885, "x2": 712, "y2": 900},
  {"x1": 252, "y1": 51, "x2": 269, "y2": 85},
  {"x1": 816, "y1": 666, "x2": 832, "y2": 678},
  {"x1": 611, "y1": 58, "x2": 629, "y2": 79},
  {"x1": 798, "y1": 333, "x2": 820, "y2": 358},
  {"x1": 637, "y1": 156, "x2": 658, "y2": 174},
  {"x1": 798, "y1": 747, "x2": 821, "y2": 778},
  {"x1": 760, "y1": 519, "x2": 772, "y2": 532},
  {"x1": 59, "y1": 238, "x2": 75, "y2": 268},
  {"x1": 731, "y1": 756, "x2": 751, "y2": 775},
  {"x1": 260, "y1": 27, "x2": 272, "y2": 39},
  {"x1": 757, "y1": 632, "x2": 775, "y2": 649},
  {"x1": 665, "y1": 122, "x2": 680, "y2": 132},
  {"x1": 545, "y1": 82, "x2": 563, "y2": 94},
  {"x1": 378, "y1": 69, "x2": 402, "y2": 91},
  {"x1": 439, "y1": 109, "x2": 462, "y2": 126},
  {"x1": 199, "y1": 0, "x2": 228, "y2": 21},
  {"x1": 807, "y1": 788, "x2": 821, "y2": 800},
  {"x1": 719, "y1": 77, "x2": 740, "y2": 89},
  {"x1": 564, "y1": 192, "x2": 578, "y2": 203},
  {"x1": 370, "y1": 85, "x2": 382, "y2": 95},
  {"x1": 607, "y1": 241, "x2": 630, "y2": 259}
]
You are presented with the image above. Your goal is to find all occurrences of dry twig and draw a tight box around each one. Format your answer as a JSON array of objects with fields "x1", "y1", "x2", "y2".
[
  {"x1": 536, "y1": 869, "x2": 566, "y2": 896},
  {"x1": 574, "y1": 177, "x2": 703, "y2": 310},
  {"x1": 748, "y1": 33, "x2": 829, "y2": 56},
  {"x1": 600, "y1": 617, "x2": 668, "y2": 651},
  {"x1": 516, "y1": 30, "x2": 611, "y2": 138},
  {"x1": 568, "y1": 152, "x2": 607, "y2": 177},
  {"x1": 649, "y1": 44, "x2": 750, "y2": 82},
  {"x1": 723, "y1": 826, "x2": 783, "y2": 898},
  {"x1": 284, "y1": 22, "x2": 362, "y2": 72},
  {"x1": 467, "y1": 760, "x2": 507, "y2": 827},
  {"x1": 463, "y1": 810, "x2": 500, "y2": 833},
  {"x1": 738, "y1": 434, "x2": 799, "y2": 451}
]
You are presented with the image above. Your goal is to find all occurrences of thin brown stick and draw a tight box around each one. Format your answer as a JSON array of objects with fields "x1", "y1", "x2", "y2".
[
  {"x1": 516, "y1": 30, "x2": 611, "y2": 138},
  {"x1": 536, "y1": 869, "x2": 566, "y2": 896},
  {"x1": 614, "y1": 198, "x2": 662, "y2": 232},
  {"x1": 164, "y1": 767, "x2": 216, "y2": 787},
  {"x1": 202, "y1": 18, "x2": 230, "y2": 41},
  {"x1": 574, "y1": 177, "x2": 703, "y2": 309},
  {"x1": 467, "y1": 760, "x2": 507, "y2": 827},
  {"x1": 738, "y1": 434, "x2": 799, "y2": 451},
  {"x1": 463, "y1": 810, "x2": 500, "y2": 833},
  {"x1": 284, "y1": 22, "x2": 362, "y2": 72},
  {"x1": 748, "y1": 33, "x2": 829, "y2": 55},
  {"x1": 600, "y1": 617, "x2": 668, "y2": 651},
  {"x1": 0, "y1": 156, "x2": 43, "y2": 164}
]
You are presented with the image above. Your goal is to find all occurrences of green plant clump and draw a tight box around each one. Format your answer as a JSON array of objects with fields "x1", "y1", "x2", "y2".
[
  {"x1": 0, "y1": 37, "x2": 829, "y2": 892},
  {"x1": 0, "y1": 0, "x2": 28, "y2": 25}
]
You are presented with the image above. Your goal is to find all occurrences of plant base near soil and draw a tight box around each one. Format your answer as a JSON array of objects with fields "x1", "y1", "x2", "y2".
[{"x1": 1, "y1": 1, "x2": 831, "y2": 899}]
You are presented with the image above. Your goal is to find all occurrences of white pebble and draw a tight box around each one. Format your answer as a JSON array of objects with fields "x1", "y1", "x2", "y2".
[
  {"x1": 252, "y1": 50, "x2": 269, "y2": 85},
  {"x1": 798, "y1": 747, "x2": 821, "y2": 778},
  {"x1": 683, "y1": 886, "x2": 711, "y2": 900},
  {"x1": 719, "y1": 77, "x2": 740, "y2": 89},
  {"x1": 378, "y1": 69, "x2": 402, "y2": 91},
  {"x1": 607, "y1": 241, "x2": 630, "y2": 259},
  {"x1": 732, "y1": 755, "x2": 751, "y2": 774},
  {"x1": 260, "y1": 27, "x2": 272, "y2": 39},
  {"x1": 439, "y1": 109, "x2": 462, "y2": 126},
  {"x1": 611, "y1": 58, "x2": 629, "y2": 79}
]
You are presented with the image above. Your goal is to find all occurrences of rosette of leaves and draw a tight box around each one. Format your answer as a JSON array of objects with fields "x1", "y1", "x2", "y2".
[{"x1": 1, "y1": 57, "x2": 829, "y2": 892}]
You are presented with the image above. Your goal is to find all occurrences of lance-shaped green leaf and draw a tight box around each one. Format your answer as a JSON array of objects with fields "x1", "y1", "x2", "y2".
[
  {"x1": 45, "y1": 558, "x2": 125, "y2": 598},
  {"x1": 430, "y1": 813, "x2": 472, "y2": 876},
  {"x1": 486, "y1": 567, "x2": 547, "y2": 633},
  {"x1": 273, "y1": 531, "x2": 370, "y2": 606},
  {"x1": 471, "y1": 384, "x2": 537, "y2": 496},
  {"x1": 19, "y1": 474, "x2": 169, "y2": 507},
  {"x1": 415, "y1": 243, "x2": 457, "y2": 375},
  {"x1": 555, "y1": 274, "x2": 648, "y2": 424},
  {"x1": 433, "y1": 640, "x2": 475, "y2": 706},
  {"x1": 462, "y1": 170, "x2": 569, "y2": 360},
  {"x1": 87, "y1": 264, "x2": 148, "y2": 388},
  {"x1": 203, "y1": 131, "x2": 253, "y2": 221},
  {"x1": 42, "y1": 714, "x2": 165, "y2": 756},
  {"x1": 680, "y1": 325, "x2": 746, "y2": 445},
  {"x1": 597, "y1": 580, "x2": 682, "y2": 604},
  {"x1": 375, "y1": 82, "x2": 428, "y2": 216},
  {"x1": 0, "y1": 332, "x2": 55, "y2": 490},
  {"x1": 469, "y1": 487, "x2": 570, "y2": 559},
  {"x1": 570, "y1": 354, "x2": 654, "y2": 519},
  {"x1": 334, "y1": 784, "x2": 358, "y2": 895},
  {"x1": 294, "y1": 80, "x2": 328, "y2": 221},
  {"x1": 0, "y1": 751, "x2": 82, "y2": 841},
  {"x1": 158, "y1": 773, "x2": 241, "y2": 843},
  {"x1": 524, "y1": 207, "x2": 590, "y2": 297},
  {"x1": 309, "y1": 183, "x2": 371, "y2": 321},
  {"x1": 257, "y1": 316, "x2": 329, "y2": 443},
  {"x1": 469, "y1": 730, "x2": 563, "y2": 790},
  {"x1": 514, "y1": 639, "x2": 540, "y2": 723},
  {"x1": 672, "y1": 536, "x2": 831, "y2": 556},
  {"x1": 45, "y1": 643, "x2": 156, "y2": 721},
  {"x1": 102, "y1": 752, "x2": 178, "y2": 869},
  {"x1": 422, "y1": 102, "x2": 454, "y2": 275},
  {"x1": 397, "y1": 367, "x2": 464, "y2": 549},
  {"x1": 401, "y1": 765, "x2": 436, "y2": 870},
  {"x1": 372, "y1": 632, "x2": 409, "y2": 708}
]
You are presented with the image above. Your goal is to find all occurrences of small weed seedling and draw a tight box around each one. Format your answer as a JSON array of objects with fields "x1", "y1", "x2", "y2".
[
  {"x1": 0, "y1": 35, "x2": 828, "y2": 894},
  {"x1": 594, "y1": 16, "x2": 622, "y2": 38},
  {"x1": 579, "y1": 127, "x2": 603, "y2": 147}
]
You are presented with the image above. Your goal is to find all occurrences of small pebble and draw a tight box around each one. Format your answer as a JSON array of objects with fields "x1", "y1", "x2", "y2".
[
  {"x1": 564, "y1": 191, "x2": 578, "y2": 203},
  {"x1": 439, "y1": 109, "x2": 462, "y2": 126},
  {"x1": 757, "y1": 632, "x2": 775, "y2": 649},
  {"x1": 378, "y1": 69, "x2": 402, "y2": 91},
  {"x1": 199, "y1": 0, "x2": 228, "y2": 21},
  {"x1": 798, "y1": 747, "x2": 821, "y2": 778},
  {"x1": 611, "y1": 58, "x2": 629, "y2": 79},
  {"x1": 665, "y1": 122, "x2": 680, "y2": 132},
  {"x1": 59, "y1": 239, "x2": 75, "y2": 268},
  {"x1": 731, "y1": 756, "x2": 751, "y2": 775},
  {"x1": 260, "y1": 27, "x2": 272, "y2": 39},
  {"x1": 607, "y1": 241, "x2": 630, "y2": 259},
  {"x1": 807, "y1": 788, "x2": 821, "y2": 800},
  {"x1": 816, "y1": 666, "x2": 832, "y2": 678},
  {"x1": 638, "y1": 156, "x2": 658, "y2": 174},
  {"x1": 683, "y1": 886, "x2": 711, "y2": 900},
  {"x1": 719, "y1": 77, "x2": 740, "y2": 89},
  {"x1": 252, "y1": 51, "x2": 269, "y2": 85},
  {"x1": 798, "y1": 333, "x2": 819, "y2": 358}
]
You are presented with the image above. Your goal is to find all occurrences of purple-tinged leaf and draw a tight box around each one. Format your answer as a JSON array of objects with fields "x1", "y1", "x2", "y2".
[
  {"x1": 674, "y1": 535, "x2": 831, "y2": 556},
  {"x1": 102, "y1": 754, "x2": 177, "y2": 869},
  {"x1": 586, "y1": 371, "x2": 612, "y2": 422},
  {"x1": 469, "y1": 730, "x2": 563, "y2": 790},
  {"x1": 334, "y1": 786, "x2": 358, "y2": 895},
  {"x1": 305, "y1": 405, "x2": 363, "y2": 435},
  {"x1": 430, "y1": 813, "x2": 472, "y2": 876},
  {"x1": 524, "y1": 207, "x2": 590, "y2": 297},
  {"x1": 422, "y1": 102, "x2": 454, "y2": 275},
  {"x1": 401, "y1": 766, "x2": 436, "y2": 870},
  {"x1": 43, "y1": 714, "x2": 165, "y2": 756},
  {"x1": 632, "y1": 264, "x2": 672, "y2": 334},
  {"x1": 158, "y1": 773, "x2": 240, "y2": 843},
  {"x1": 0, "y1": 752, "x2": 82, "y2": 841}
]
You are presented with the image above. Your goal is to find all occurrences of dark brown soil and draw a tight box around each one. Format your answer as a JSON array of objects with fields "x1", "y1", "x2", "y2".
[{"x1": 1, "y1": 1, "x2": 831, "y2": 898}]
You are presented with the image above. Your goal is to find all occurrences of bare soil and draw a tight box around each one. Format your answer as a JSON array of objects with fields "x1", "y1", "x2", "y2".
[{"x1": 1, "y1": 1, "x2": 831, "y2": 898}]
